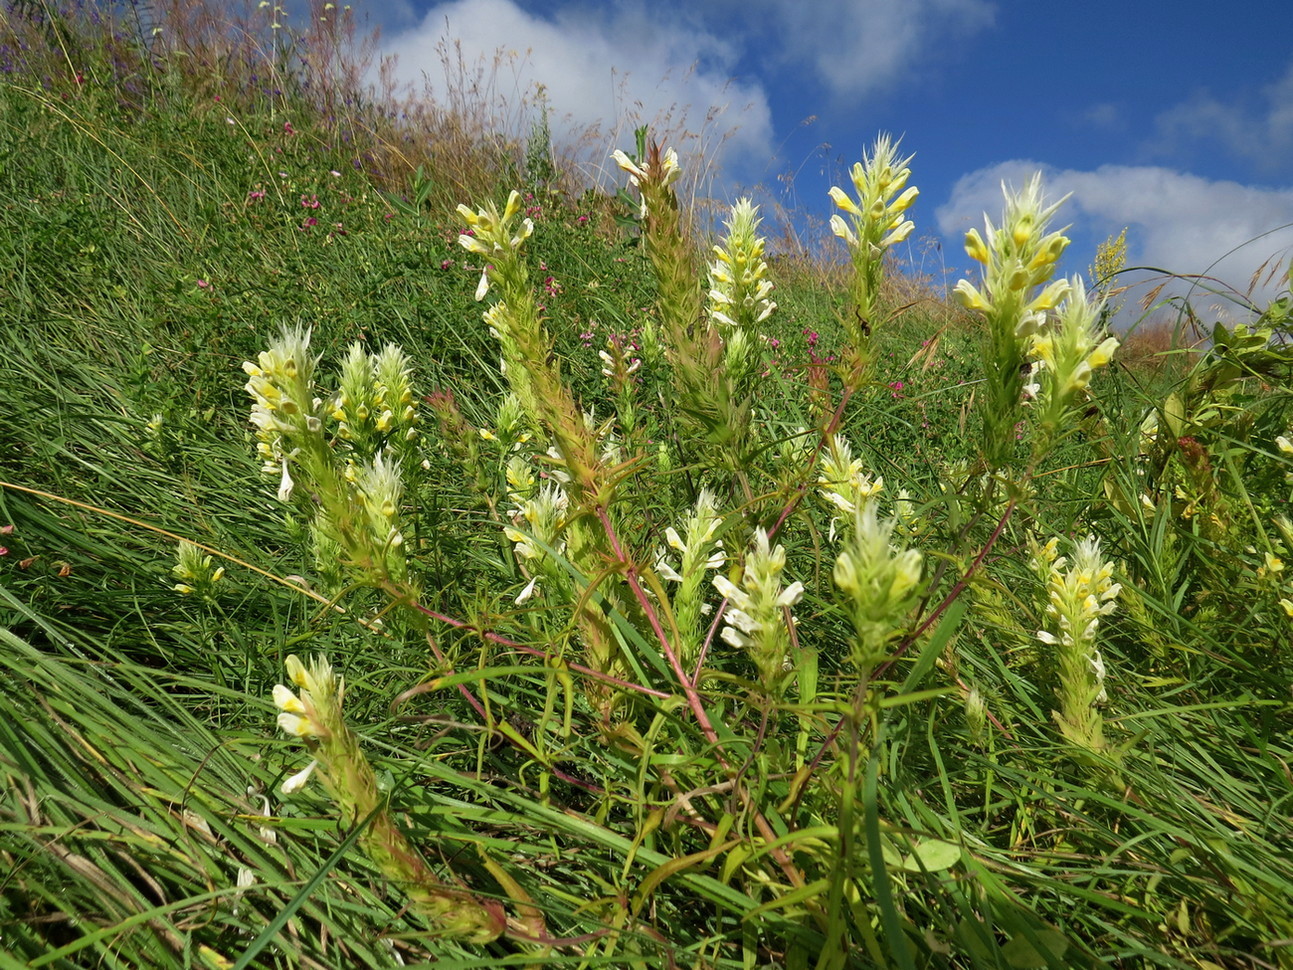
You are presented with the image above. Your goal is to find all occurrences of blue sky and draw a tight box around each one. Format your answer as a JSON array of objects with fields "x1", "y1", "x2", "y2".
[{"x1": 373, "y1": 0, "x2": 1293, "y2": 321}]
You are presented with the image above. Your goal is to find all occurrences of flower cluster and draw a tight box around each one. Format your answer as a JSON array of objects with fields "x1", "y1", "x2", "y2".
[
  {"x1": 457, "y1": 190, "x2": 535, "y2": 300},
  {"x1": 832, "y1": 501, "x2": 923, "y2": 668},
  {"x1": 1028, "y1": 277, "x2": 1120, "y2": 427},
  {"x1": 656, "y1": 489, "x2": 727, "y2": 668},
  {"x1": 347, "y1": 452, "x2": 407, "y2": 581},
  {"x1": 1033, "y1": 536, "x2": 1121, "y2": 752},
  {"x1": 953, "y1": 174, "x2": 1071, "y2": 339},
  {"x1": 714, "y1": 529, "x2": 804, "y2": 689},
  {"x1": 828, "y1": 134, "x2": 918, "y2": 258},
  {"x1": 952, "y1": 174, "x2": 1073, "y2": 466},
  {"x1": 708, "y1": 198, "x2": 776, "y2": 332},
  {"x1": 171, "y1": 540, "x2": 225, "y2": 599},
  {"x1": 818, "y1": 434, "x2": 884, "y2": 538},
  {"x1": 332, "y1": 342, "x2": 419, "y2": 456},
  {"x1": 505, "y1": 482, "x2": 569, "y2": 604},
  {"x1": 611, "y1": 146, "x2": 681, "y2": 219},
  {"x1": 828, "y1": 134, "x2": 919, "y2": 361},
  {"x1": 272, "y1": 654, "x2": 337, "y2": 793},
  {"x1": 242, "y1": 326, "x2": 321, "y2": 501},
  {"x1": 598, "y1": 337, "x2": 642, "y2": 382}
]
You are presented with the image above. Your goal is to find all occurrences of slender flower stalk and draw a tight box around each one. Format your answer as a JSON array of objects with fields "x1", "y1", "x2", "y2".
[
  {"x1": 953, "y1": 174, "x2": 1072, "y2": 469},
  {"x1": 458, "y1": 192, "x2": 599, "y2": 498},
  {"x1": 272, "y1": 654, "x2": 505, "y2": 941},
  {"x1": 458, "y1": 191, "x2": 628, "y2": 701}
]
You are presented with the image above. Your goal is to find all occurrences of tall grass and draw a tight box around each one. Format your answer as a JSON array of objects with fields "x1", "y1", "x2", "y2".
[{"x1": 2, "y1": 3, "x2": 1292, "y2": 969}]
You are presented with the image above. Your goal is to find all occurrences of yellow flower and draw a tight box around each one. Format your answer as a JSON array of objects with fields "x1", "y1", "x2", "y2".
[{"x1": 965, "y1": 228, "x2": 990, "y2": 265}]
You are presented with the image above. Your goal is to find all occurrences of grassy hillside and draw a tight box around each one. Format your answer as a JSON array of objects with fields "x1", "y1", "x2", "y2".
[{"x1": 1, "y1": 4, "x2": 1291, "y2": 968}]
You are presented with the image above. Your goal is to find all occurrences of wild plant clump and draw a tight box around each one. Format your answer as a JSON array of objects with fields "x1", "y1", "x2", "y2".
[
  {"x1": 232, "y1": 131, "x2": 1293, "y2": 964},
  {"x1": 3, "y1": 4, "x2": 1293, "y2": 966}
]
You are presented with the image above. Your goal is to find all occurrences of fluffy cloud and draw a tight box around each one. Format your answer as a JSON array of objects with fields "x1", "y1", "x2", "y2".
[
  {"x1": 715, "y1": 0, "x2": 995, "y2": 100},
  {"x1": 377, "y1": 0, "x2": 774, "y2": 185},
  {"x1": 1151, "y1": 61, "x2": 1293, "y2": 176},
  {"x1": 938, "y1": 162, "x2": 1293, "y2": 316}
]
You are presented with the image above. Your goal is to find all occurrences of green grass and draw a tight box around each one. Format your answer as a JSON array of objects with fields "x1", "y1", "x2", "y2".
[{"x1": 2, "y1": 4, "x2": 1292, "y2": 968}]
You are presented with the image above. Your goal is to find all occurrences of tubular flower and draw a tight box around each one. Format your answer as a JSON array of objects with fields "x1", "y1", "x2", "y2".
[
  {"x1": 713, "y1": 528, "x2": 804, "y2": 689},
  {"x1": 1034, "y1": 535, "x2": 1121, "y2": 752}
]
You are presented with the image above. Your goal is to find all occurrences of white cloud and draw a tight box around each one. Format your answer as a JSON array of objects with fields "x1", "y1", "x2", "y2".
[
  {"x1": 740, "y1": 0, "x2": 995, "y2": 99},
  {"x1": 1081, "y1": 102, "x2": 1124, "y2": 131},
  {"x1": 938, "y1": 162, "x2": 1293, "y2": 317},
  {"x1": 1151, "y1": 60, "x2": 1293, "y2": 175},
  {"x1": 377, "y1": 0, "x2": 774, "y2": 186}
]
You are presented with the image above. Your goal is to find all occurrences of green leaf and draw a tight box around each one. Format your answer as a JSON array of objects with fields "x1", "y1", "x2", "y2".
[{"x1": 902, "y1": 838, "x2": 961, "y2": 872}]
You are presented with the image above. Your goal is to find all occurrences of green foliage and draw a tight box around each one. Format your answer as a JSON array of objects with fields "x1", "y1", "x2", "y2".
[{"x1": 2, "y1": 4, "x2": 1292, "y2": 969}]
